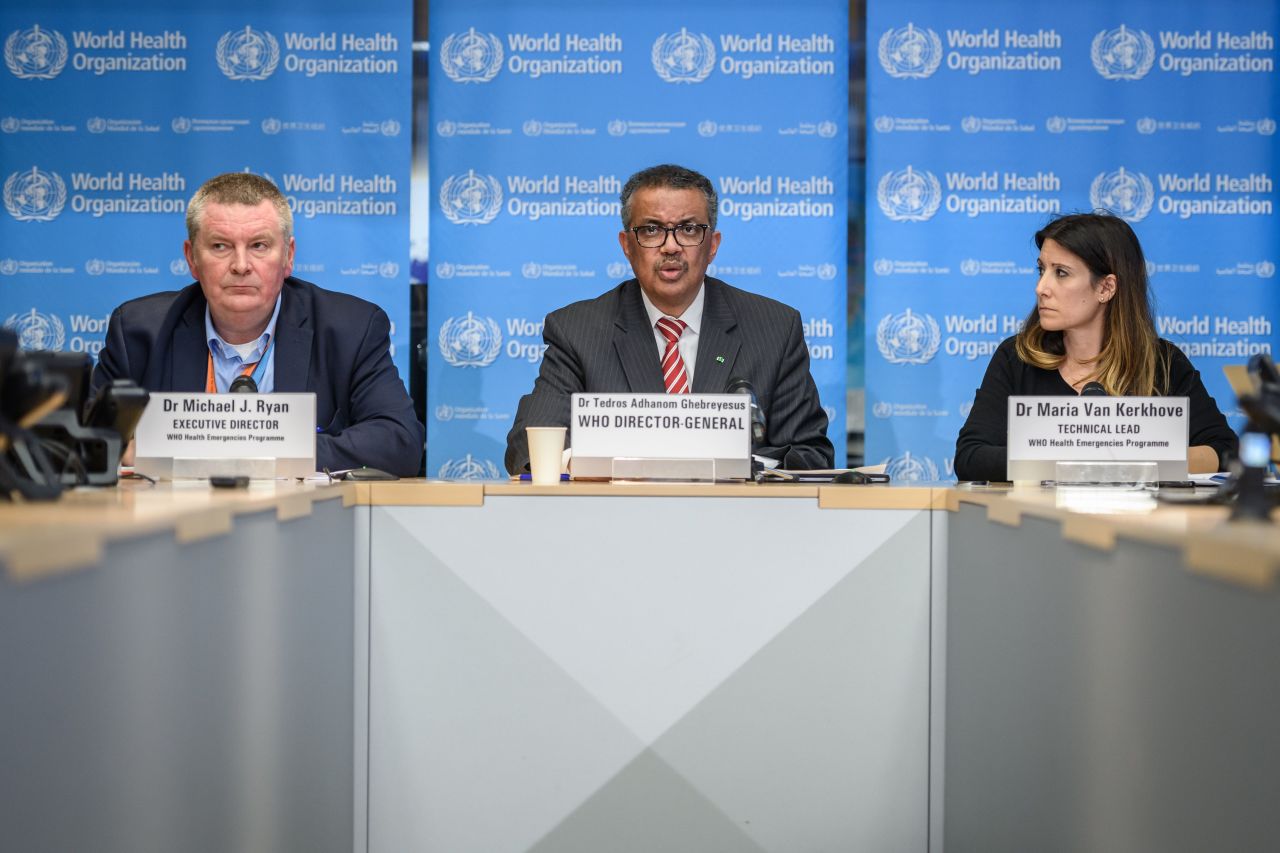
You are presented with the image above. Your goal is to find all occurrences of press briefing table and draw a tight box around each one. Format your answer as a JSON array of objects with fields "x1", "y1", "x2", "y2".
[{"x1": 2, "y1": 479, "x2": 1277, "y2": 853}]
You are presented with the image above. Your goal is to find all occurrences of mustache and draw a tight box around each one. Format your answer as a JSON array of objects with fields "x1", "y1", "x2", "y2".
[{"x1": 654, "y1": 257, "x2": 688, "y2": 274}]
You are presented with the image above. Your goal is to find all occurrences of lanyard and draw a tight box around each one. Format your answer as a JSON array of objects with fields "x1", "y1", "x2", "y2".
[{"x1": 205, "y1": 335, "x2": 273, "y2": 393}]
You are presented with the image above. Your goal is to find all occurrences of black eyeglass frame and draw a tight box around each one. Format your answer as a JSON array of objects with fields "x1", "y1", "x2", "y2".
[{"x1": 628, "y1": 223, "x2": 710, "y2": 248}]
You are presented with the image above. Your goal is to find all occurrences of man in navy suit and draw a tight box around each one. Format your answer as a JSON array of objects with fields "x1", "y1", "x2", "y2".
[
  {"x1": 505, "y1": 164, "x2": 833, "y2": 474},
  {"x1": 91, "y1": 172, "x2": 423, "y2": 476}
]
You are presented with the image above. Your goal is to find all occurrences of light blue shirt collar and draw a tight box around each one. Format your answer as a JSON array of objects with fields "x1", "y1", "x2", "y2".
[{"x1": 204, "y1": 295, "x2": 282, "y2": 392}]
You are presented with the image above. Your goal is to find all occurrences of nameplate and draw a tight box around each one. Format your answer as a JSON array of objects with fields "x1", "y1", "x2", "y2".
[
  {"x1": 1007, "y1": 395, "x2": 1189, "y2": 480},
  {"x1": 570, "y1": 392, "x2": 751, "y2": 480},
  {"x1": 134, "y1": 392, "x2": 317, "y2": 479}
]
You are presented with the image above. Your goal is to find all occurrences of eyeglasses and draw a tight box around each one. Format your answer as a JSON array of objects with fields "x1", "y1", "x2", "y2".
[{"x1": 629, "y1": 223, "x2": 709, "y2": 248}]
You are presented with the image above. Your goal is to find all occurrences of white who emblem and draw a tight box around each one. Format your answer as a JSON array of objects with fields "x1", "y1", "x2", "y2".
[
  {"x1": 1045, "y1": 116, "x2": 1066, "y2": 134},
  {"x1": 817, "y1": 263, "x2": 837, "y2": 281},
  {"x1": 440, "y1": 169, "x2": 503, "y2": 225},
  {"x1": 435, "y1": 404, "x2": 454, "y2": 422},
  {"x1": 522, "y1": 119, "x2": 543, "y2": 137},
  {"x1": 883, "y1": 451, "x2": 940, "y2": 483},
  {"x1": 873, "y1": 258, "x2": 893, "y2": 277},
  {"x1": 877, "y1": 309, "x2": 940, "y2": 365},
  {"x1": 607, "y1": 261, "x2": 629, "y2": 279},
  {"x1": 434, "y1": 262, "x2": 456, "y2": 280},
  {"x1": 1091, "y1": 25, "x2": 1154, "y2": 81},
  {"x1": 873, "y1": 116, "x2": 894, "y2": 133},
  {"x1": 172, "y1": 116, "x2": 192, "y2": 134},
  {"x1": 872, "y1": 401, "x2": 892, "y2": 419},
  {"x1": 170, "y1": 258, "x2": 189, "y2": 276},
  {"x1": 85, "y1": 259, "x2": 105, "y2": 276},
  {"x1": 1090, "y1": 167, "x2": 1154, "y2": 222},
  {"x1": 436, "y1": 120, "x2": 457, "y2": 138},
  {"x1": 877, "y1": 166, "x2": 941, "y2": 222},
  {"x1": 379, "y1": 261, "x2": 400, "y2": 279},
  {"x1": 4, "y1": 166, "x2": 66, "y2": 221},
  {"x1": 439, "y1": 312, "x2": 502, "y2": 368},
  {"x1": 607, "y1": 119, "x2": 627, "y2": 137},
  {"x1": 5, "y1": 25, "x2": 67, "y2": 79},
  {"x1": 87, "y1": 116, "x2": 106, "y2": 134},
  {"x1": 216, "y1": 26, "x2": 280, "y2": 81},
  {"x1": 1136, "y1": 117, "x2": 1156, "y2": 135},
  {"x1": 1257, "y1": 118, "x2": 1276, "y2": 136},
  {"x1": 440, "y1": 28, "x2": 503, "y2": 83},
  {"x1": 5, "y1": 308, "x2": 65, "y2": 351},
  {"x1": 2, "y1": 117, "x2": 18, "y2": 133},
  {"x1": 961, "y1": 116, "x2": 980, "y2": 134},
  {"x1": 960, "y1": 258, "x2": 980, "y2": 276},
  {"x1": 1257, "y1": 261, "x2": 1275, "y2": 279},
  {"x1": 697, "y1": 120, "x2": 717, "y2": 138},
  {"x1": 0, "y1": 259, "x2": 18, "y2": 275},
  {"x1": 652, "y1": 28, "x2": 715, "y2": 83},
  {"x1": 817, "y1": 120, "x2": 838, "y2": 139},
  {"x1": 878, "y1": 24, "x2": 942, "y2": 79},
  {"x1": 522, "y1": 262, "x2": 541, "y2": 279},
  {"x1": 261, "y1": 117, "x2": 282, "y2": 135},
  {"x1": 380, "y1": 119, "x2": 400, "y2": 137},
  {"x1": 438, "y1": 454, "x2": 502, "y2": 481}
]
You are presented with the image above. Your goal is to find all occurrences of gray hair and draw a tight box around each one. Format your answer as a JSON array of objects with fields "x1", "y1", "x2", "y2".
[
  {"x1": 619, "y1": 164, "x2": 718, "y2": 231},
  {"x1": 186, "y1": 172, "x2": 293, "y2": 242}
]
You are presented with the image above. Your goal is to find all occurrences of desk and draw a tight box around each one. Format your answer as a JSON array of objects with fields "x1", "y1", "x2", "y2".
[
  {"x1": 360, "y1": 481, "x2": 945, "y2": 853},
  {"x1": 943, "y1": 487, "x2": 1280, "y2": 853},
  {"x1": 0, "y1": 481, "x2": 358, "y2": 853}
]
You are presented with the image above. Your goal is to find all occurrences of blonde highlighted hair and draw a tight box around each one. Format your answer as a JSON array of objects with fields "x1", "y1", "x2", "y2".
[{"x1": 1015, "y1": 212, "x2": 1168, "y2": 395}]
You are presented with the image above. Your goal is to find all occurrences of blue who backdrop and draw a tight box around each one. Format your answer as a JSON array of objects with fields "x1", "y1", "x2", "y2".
[
  {"x1": 0, "y1": 0, "x2": 412, "y2": 382},
  {"x1": 427, "y1": 0, "x2": 849, "y2": 478},
  {"x1": 866, "y1": 0, "x2": 1279, "y2": 481}
]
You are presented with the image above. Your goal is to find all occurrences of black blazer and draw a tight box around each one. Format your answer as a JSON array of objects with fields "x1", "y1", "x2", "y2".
[
  {"x1": 91, "y1": 277, "x2": 424, "y2": 475},
  {"x1": 505, "y1": 277, "x2": 833, "y2": 473}
]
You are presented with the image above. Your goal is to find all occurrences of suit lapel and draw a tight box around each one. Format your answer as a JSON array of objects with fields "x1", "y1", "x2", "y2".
[
  {"x1": 171, "y1": 296, "x2": 208, "y2": 391},
  {"x1": 692, "y1": 279, "x2": 740, "y2": 393},
  {"x1": 612, "y1": 281, "x2": 665, "y2": 392},
  {"x1": 272, "y1": 280, "x2": 312, "y2": 392}
]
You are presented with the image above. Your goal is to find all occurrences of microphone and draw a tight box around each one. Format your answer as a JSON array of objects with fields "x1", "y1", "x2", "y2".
[
  {"x1": 726, "y1": 377, "x2": 766, "y2": 446},
  {"x1": 229, "y1": 375, "x2": 259, "y2": 393},
  {"x1": 1080, "y1": 381, "x2": 1107, "y2": 396}
]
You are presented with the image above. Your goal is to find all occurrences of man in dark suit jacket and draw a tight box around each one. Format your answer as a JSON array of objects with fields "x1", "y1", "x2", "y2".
[
  {"x1": 505, "y1": 164, "x2": 832, "y2": 474},
  {"x1": 91, "y1": 172, "x2": 423, "y2": 476}
]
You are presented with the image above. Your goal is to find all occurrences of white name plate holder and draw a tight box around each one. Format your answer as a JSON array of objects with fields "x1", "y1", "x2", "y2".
[
  {"x1": 1007, "y1": 395, "x2": 1190, "y2": 482},
  {"x1": 134, "y1": 392, "x2": 317, "y2": 480},
  {"x1": 570, "y1": 392, "x2": 752, "y2": 481}
]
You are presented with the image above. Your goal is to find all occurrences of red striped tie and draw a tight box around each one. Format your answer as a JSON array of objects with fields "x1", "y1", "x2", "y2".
[{"x1": 656, "y1": 317, "x2": 691, "y2": 394}]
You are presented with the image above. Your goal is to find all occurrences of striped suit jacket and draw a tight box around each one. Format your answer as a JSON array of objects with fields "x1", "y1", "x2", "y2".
[{"x1": 505, "y1": 277, "x2": 833, "y2": 473}]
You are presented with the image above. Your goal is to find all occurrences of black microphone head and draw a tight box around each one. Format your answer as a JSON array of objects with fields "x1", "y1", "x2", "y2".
[
  {"x1": 1080, "y1": 381, "x2": 1107, "y2": 396},
  {"x1": 229, "y1": 375, "x2": 259, "y2": 393},
  {"x1": 725, "y1": 377, "x2": 754, "y2": 395},
  {"x1": 1248, "y1": 353, "x2": 1280, "y2": 388}
]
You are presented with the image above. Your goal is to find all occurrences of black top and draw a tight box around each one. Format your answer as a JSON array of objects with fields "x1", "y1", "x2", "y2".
[{"x1": 954, "y1": 336, "x2": 1238, "y2": 481}]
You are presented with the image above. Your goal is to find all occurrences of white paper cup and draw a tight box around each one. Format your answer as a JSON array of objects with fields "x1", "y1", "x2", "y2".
[{"x1": 526, "y1": 427, "x2": 567, "y2": 485}]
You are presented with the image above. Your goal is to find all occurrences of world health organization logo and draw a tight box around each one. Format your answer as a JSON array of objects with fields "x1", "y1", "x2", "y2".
[
  {"x1": 960, "y1": 258, "x2": 980, "y2": 276},
  {"x1": 872, "y1": 258, "x2": 893, "y2": 276},
  {"x1": 1091, "y1": 25, "x2": 1154, "y2": 81},
  {"x1": 0, "y1": 259, "x2": 18, "y2": 275},
  {"x1": 5, "y1": 308, "x2": 65, "y2": 351},
  {"x1": 435, "y1": 404, "x2": 454, "y2": 422},
  {"x1": 87, "y1": 116, "x2": 107, "y2": 133},
  {"x1": 5, "y1": 25, "x2": 68, "y2": 79},
  {"x1": 876, "y1": 309, "x2": 940, "y2": 364},
  {"x1": 522, "y1": 119, "x2": 543, "y2": 137},
  {"x1": 877, "y1": 166, "x2": 941, "y2": 222},
  {"x1": 434, "y1": 262, "x2": 455, "y2": 280},
  {"x1": 878, "y1": 23, "x2": 942, "y2": 79},
  {"x1": 1257, "y1": 118, "x2": 1276, "y2": 136},
  {"x1": 607, "y1": 120, "x2": 627, "y2": 137},
  {"x1": 85, "y1": 259, "x2": 105, "y2": 276},
  {"x1": 379, "y1": 261, "x2": 399, "y2": 279},
  {"x1": 440, "y1": 28, "x2": 503, "y2": 83},
  {"x1": 1089, "y1": 167, "x2": 1154, "y2": 222},
  {"x1": 172, "y1": 116, "x2": 192, "y2": 134},
  {"x1": 522, "y1": 262, "x2": 542, "y2": 279},
  {"x1": 883, "y1": 451, "x2": 940, "y2": 483},
  {"x1": 1, "y1": 116, "x2": 17, "y2": 133},
  {"x1": 607, "y1": 261, "x2": 629, "y2": 279},
  {"x1": 652, "y1": 28, "x2": 715, "y2": 83},
  {"x1": 1257, "y1": 261, "x2": 1275, "y2": 279},
  {"x1": 170, "y1": 258, "x2": 189, "y2": 276},
  {"x1": 440, "y1": 170, "x2": 503, "y2": 225},
  {"x1": 261, "y1": 117, "x2": 282, "y2": 135},
  {"x1": 438, "y1": 455, "x2": 502, "y2": 481},
  {"x1": 961, "y1": 116, "x2": 981, "y2": 134},
  {"x1": 1045, "y1": 116, "x2": 1067, "y2": 134},
  {"x1": 380, "y1": 119, "x2": 400, "y2": 137},
  {"x1": 873, "y1": 116, "x2": 895, "y2": 133},
  {"x1": 216, "y1": 26, "x2": 280, "y2": 81},
  {"x1": 4, "y1": 166, "x2": 66, "y2": 221},
  {"x1": 697, "y1": 120, "x2": 717, "y2": 138},
  {"x1": 817, "y1": 263, "x2": 837, "y2": 281},
  {"x1": 817, "y1": 121, "x2": 838, "y2": 139},
  {"x1": 439, "y1": 312, "x2": 502, "y2": 368},
  {"x1": 872, "y1": 401, "x2": 892, "y2": 419},
  {"x1": 1136, "y1": 117, "x2": 1157, "y2": 135}
]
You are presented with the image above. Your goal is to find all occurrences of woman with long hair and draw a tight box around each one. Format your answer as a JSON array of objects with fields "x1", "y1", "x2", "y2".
[{"x1": 954, "y1": 212, "x2": 1237, "y2": 481}]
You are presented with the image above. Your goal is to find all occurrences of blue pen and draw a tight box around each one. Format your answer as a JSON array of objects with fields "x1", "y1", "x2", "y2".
[{"x1": 519, "y1": 473, "x2": 570, "y2": 481}]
